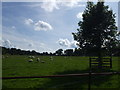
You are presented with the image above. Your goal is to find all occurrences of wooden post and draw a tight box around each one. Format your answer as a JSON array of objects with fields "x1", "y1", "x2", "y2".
[
  {"x1": 110, "y1": 57, "x2": 112, "y2": 68},
  {"x1": 88, "y1": 70, "x2": 91, "y2": 90},
  {"x1": 88, "y1": 57, "x2": 92, "y2": 90},
  {"x1": 89, "y1": 57, "x2": 91, "y2": 68}
]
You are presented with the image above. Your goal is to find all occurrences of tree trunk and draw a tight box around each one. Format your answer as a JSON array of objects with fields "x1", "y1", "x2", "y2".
[{"x1": 98, "y1": 29, "x2": 102, "y2": 69}]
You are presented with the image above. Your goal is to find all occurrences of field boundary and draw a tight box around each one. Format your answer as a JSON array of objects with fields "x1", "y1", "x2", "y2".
[{"x1": 1, "y1": 71, "x2": 120, "y2": 80}]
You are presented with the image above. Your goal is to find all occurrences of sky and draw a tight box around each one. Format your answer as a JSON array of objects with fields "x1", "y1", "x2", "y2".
[{"x1": 1, "y1": 0, "x2": 119, "y2": 53}]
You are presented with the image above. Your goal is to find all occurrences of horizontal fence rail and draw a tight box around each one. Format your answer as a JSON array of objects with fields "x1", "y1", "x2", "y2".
[
  {"x1": 89, "y1": 57, "x2": 112, "y2": 68},
  {"x1": 1, "y1": 72, "x2": 120, "y2": 80}
]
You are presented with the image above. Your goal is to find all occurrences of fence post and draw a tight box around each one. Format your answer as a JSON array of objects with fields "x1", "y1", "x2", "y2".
[
  {"x1": 89, "y1": 57, "x2": 91, "y2": 68},
  {"x1": 88, "y1": 57, "x2": 91, "y2": 90},
  {"x1": 110, "y1": 57, "x2": 112, "y2": 68}
]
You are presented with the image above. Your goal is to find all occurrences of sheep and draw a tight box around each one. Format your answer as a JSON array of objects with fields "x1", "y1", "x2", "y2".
[
  {"x1": 36, "y1": 58, "x2": 40, "y2": 62},
  {"x1": 31, "y1": 56, "x2": 35, "y2": 59},
  {"x1": 28, "y1": 56, "x2": 32, "y2": 58},
  {"x1": 50, "y1": 56, "x2": 53, "y2": 61},
  {"x1": 41, "y1": 61, "x2": 45, "y2": 63},
  {"x1": 28, "y1": 56, "x2": 35, "y2": 58},
  {"x1": 28, "y1": 59, "x2": 33, "y2": 62}
]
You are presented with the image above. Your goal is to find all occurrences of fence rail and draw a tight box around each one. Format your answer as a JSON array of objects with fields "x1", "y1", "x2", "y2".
[
  {"x1": 89, "y1": 57, "x2": 112, "y2": 68},
  {"x1": 1, "y1": 72, "x2": 120, "y2": 80}
]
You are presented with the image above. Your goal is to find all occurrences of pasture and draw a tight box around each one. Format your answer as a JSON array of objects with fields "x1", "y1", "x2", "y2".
[{"x1": 2, "y1": 55, "x2": 120, "y2": 89}]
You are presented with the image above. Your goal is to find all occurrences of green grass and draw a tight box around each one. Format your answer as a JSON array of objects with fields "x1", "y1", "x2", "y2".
[{"x1": 2, "y1": 55, "x2": 120, "y2": 89}]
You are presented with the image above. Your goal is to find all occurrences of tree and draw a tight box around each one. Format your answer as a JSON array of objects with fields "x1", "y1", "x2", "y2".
[
  {"x1": 73, "y1": 48, "x2": 83, "y2": 56},
  {"x1": 55, "y1": 49, "x2": 63, "y2": 56},
  {"x1": 64, "y1": 49, "x2": 73, "y2": 56},
  {"x1": 72, "y1": 1, "x2": 119, "y2": 68}
]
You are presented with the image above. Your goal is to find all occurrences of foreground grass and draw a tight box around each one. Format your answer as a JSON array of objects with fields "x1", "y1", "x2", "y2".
[{"x1": 2, "y1": 55, "x2": 120, "y2": 89}]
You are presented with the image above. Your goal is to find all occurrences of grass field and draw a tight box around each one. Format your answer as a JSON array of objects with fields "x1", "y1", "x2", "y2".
[{"x1": 2, "y1": 55, "x2": 120, "y2": 89}]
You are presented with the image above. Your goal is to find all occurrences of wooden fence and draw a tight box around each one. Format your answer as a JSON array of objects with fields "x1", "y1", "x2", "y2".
[{"x1": 89, "y1": 57, "x2": 112, "y2": 69}]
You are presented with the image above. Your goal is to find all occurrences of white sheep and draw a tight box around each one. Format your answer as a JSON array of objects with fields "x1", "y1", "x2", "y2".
[
  {"x1": 28, "y1": 56, "x2": 32, "y2": 58},
  {"x1": 28, "y1": 56, "x2": 35, "y2": 59},
  {"x1": 28, "y1": 59, "x2": 33, "y2": 62},
  {"x1": 32, "y1": 56, "x2": 35, "y2": 58},
  {"x1": 50, "y1": 56, "x2": 53, "y2": 61},
  {"x1": 41, "y1": 61, "x2": 45, "y2": 63},
  {"x1": 36, "y1": 58, "x2": 40, "y2": 62}
]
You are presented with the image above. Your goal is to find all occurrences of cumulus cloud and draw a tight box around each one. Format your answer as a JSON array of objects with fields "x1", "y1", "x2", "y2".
[
  {"x1": 2, "y1": 39, "x2": 15, "y2": 48},
  {"x1": 58, "y1": 39, "x2": 69, "y2": 47},
  {"x1": 25, "y1": 18, "x2": 34, "y2": 25},
  {"x1": 40, "y1": 0, "x2": 85, "y2": 12},
  {"x1": 76, "y1": 12, "x2": 83, "y2": 19},
  {"x1": 25, "y1": 18, "x2": 53, "y2": 31},
  {"x1": 58, "y1": 38, "x2": 78, "y2": 48},
  {"x1": 34, "y1": 21, "x2": 53, "y2": 31},
  {"x1": 61, "y1": 0, "x2": 84, "y2": 7},
  {"x1": 41, "y1": 0, "x2": 59, "y2": 12}
]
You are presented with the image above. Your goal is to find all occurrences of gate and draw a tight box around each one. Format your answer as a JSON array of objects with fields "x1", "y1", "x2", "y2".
[{"x1": 89, "y1": 57, "x2": 112, "y2": 69}]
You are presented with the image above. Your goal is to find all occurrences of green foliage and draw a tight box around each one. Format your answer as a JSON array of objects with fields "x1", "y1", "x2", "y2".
[
  {"x1": 55, "y1": 49, "x2": 63, "y2": 56},
  {"x1": 64, "y1": 49, "x2": 74, "y2": 56},
  {"x1": 72, "y1": 1, "x2": 119, "y2": 55}
]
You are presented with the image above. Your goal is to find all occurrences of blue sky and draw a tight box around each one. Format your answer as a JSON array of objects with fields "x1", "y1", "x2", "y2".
[{"x1": 1, "y1": 0, "x2": 119, "y2": 53}]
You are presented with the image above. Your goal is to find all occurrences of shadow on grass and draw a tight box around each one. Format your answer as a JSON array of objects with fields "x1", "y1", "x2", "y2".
[{"x1": 34, "y1": 68, "x2": 118, "y2": 89}]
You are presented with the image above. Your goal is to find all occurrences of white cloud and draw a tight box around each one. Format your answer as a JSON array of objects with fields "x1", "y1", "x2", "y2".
[
  {"x1": 76, "y1": 12, "x2": 83, "y2": 19},
  {"x1": 25, "y1": 19, "x2": 53, "y2": 31},
  {"x1": 58, "y1": 38, "x2": 69, "y2": 47},
  {"x1": 41, "y1": 0, "x2": 59, "y2": 12},
  {"x1": 40, "y1": 0, "x2": 85, "y2": 12},
  {"x1": 61, "y1": 0, "x2": 84, "y2": 7},
  {"x1": 9, "y1": 0, "x2": 85, "y2": 12},
  {"x1": 25, "y1": 18, "x2": 34, "y2": 25},
  {"x1": 34, "y1": 21, "x2": 53, "y2": 31},
  {"x1": 2, "y1": 39, "x2": 15, "y2": 48},
  {"x1": 58, "y1": 38, "x2": 78, "y2": 48}
]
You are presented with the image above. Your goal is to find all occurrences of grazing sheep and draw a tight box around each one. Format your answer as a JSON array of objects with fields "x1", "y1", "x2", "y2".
[
  {"x1": 36, "y1": 58, "x2": 40, "y2": 62},
  {"x1": 41, "y1": 61, "x2": 45, "y2": 63},
  {"x1": 28, "y1": 59, "x2": 33, "y2": 62},
  {"x1": 28, "y1": 56, "x2": 35, "y2": 59},
  {"x1": 50, "y1": 56, "x2": 53, "y2": 61},
  {"x1": 28, "y1": 56, "x2": 32, "y2": 58},
  {"x1": 31, "y1": 56, "x2": 35, "y2": 59}
]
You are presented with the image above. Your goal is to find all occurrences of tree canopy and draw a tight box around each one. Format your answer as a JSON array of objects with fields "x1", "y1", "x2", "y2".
[{"x1": 72, "y1": 1, "x2": 120, "y2": 56}]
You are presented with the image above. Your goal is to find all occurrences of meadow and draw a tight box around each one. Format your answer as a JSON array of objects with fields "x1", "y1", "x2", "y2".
[{"x1": 2, "y1": 55, "x2": 120, "y2": 89}]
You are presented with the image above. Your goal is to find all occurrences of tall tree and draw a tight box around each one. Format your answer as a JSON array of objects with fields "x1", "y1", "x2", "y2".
[
  {"x1": 72, "y1": 1, "x2": 119, "y2": 68},
  {"x1": 55, "y1": 49, "x2": 63, "y2": 56},
  {"x1": 64, "y1": 49, "x2": 73, "y2": 56}
]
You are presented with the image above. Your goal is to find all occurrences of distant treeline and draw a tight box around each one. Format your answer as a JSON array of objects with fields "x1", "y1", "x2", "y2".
[{"x1": 1, "y1": 46, "x2": 120, "y2": 56}]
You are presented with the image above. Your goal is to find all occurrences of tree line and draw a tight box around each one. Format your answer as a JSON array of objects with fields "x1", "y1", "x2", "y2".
[{"x1": 1, "y1": 46, "x2": 120, "y2": 56}]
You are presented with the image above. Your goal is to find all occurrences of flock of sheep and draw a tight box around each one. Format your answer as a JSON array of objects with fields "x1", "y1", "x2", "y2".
[{"x1": 28, "y1": 56, "x2": 53, "y2": 63}]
